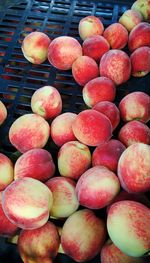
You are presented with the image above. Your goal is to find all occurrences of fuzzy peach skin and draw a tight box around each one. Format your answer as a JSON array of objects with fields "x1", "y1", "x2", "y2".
[
  {"x1": 119, "y1": 91, "x2": 150, "y2": 123},
  {"x1": 118, "y1": 120, "x2": 150, "y2": 147},
  {"x1": 21, "y1": 32, "x2": 51, "y2": 64},
  {"x1": 103, "y1": 23, "x2": 128, "y2": 49},
  {"x1": 57, "y1": 141, "x2": 91, "y2": 180},
  {"x1": 18, "y1": 221, "x2": 60, "y2": 263},
  {"x1": 92, "y1": 139, "x2": 126, "y2": 173},
  {"x1": 31, "y1": 86, "x2": 62, "y2": 120},
  {"x1": 119, "y1": 9, "x2": 143, "y2": 32},
  {"x1": 48, "y1": 36, "x2": 82, "y2": 70},
  {"x1": 118, "y1": 143, "x2": 150, "y2": 193},
  {"x1": 9, "y1": 113, "x2": 50, "y2": 153},
  {"x1": 99, "y1": 50, "x2": 131, "y2": 85},
  {"x1": 130, "y1": 46, "x2": 150, "y2": 77},
  {"x1": 128, "y1": 22, "x2": 150, "y2": 52},
  {"x1": 2, "y1": 177, "x2": 53, "y2": 229},
  {"x1": 82, "y1": 35, "x2": 110, "y2": 62},
  {"x1": 107, "y1": 200, "x2": 150, "y2": 257},
  {"x1": 131, "y1": 0, "x2": 150, "y2": 22},
  {"x1": 93, "y1": 101, "x2": 120, "y2": 130},
  {"x1": 0, "y1": 100, "x2": 7, "y2": 125},
  {"x1": 61, "y1": 209, "x2": 106, "y2": 262},
  {"x1": 46, "y1": 177, "x2": 79, "y2": 218},
  {"x1": 78, "y1": 16, "x2": 104, "y2": 41},
  {"x1": 51, "y1": 112, "x2": 77, "y2": 146},
  {"x1": 72, "y1": 109, "x2": 112, "y2": 147},
  {"x1": 82, "y1": 77, "x2": 116, "y2": 108},
  {"x1": 72, "y1": 55, "x2": 99, "y2": 86},
  {"x1": 0, "y1": 153, "x2": 14, "y2": 191},
  {"x1": 14, "y1": 149, "x2": 55, "y2": 182}
]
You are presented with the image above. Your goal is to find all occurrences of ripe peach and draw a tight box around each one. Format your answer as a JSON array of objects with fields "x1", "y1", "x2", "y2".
[
  {"x1": 119, "y1": 9, "x2": 143, "y2": 32},
  {"x1": 82, "y1": 77, "x2": 116, "y2": 108},
  {"x1": 46, "y1": 177, "x2": 79, "y2": 218},
  {"x1": 2, "y1": 177, "x2": 53, "y2": 229},
  {"x1": 78, "y1": 16, "x2": 104, "y2": 41},
  {"x1": 0, "y1": 100, "x2": 7, "y2": 125},
  {"x1": 9, "y1": 113, "x2": 50, "y2": 153},
  {"x1": 93, "y1": 101, "x2": 120, "y2": 130},
  {"x1": 48, "y1": 36, "x2": 82, "y2": 70},
  {"x1": 119, "y1": 91, "x2": 150, "y2": 123},
  {"x1": 107, "y1": 200, "x2": 150, "y2": 257},
  {"x1": 57, "y1": 141, "x2": 91, "y2": 180},
  {"x1": 103, "y1": 23, "x2": 128, "y2": 49},
  {"x1": 21, "y1": 31, "x2": 51, "y2": 64},
  {"x1": 92, "y1": 139, "x2": 126, "y2": 173},
  {"x1": 99, "y1": 50, "x2": 131, "y2": 85},
  {"x1": 51, "y1": 112, "x2": 77, "y2": 146},
  {"x1": 131, "y1": 0, "x2": 150, "y2": 22},
  {"x1": 31, "y1": 86, "x2": 62, "y2": 119},
  {"x1": 14, "y1": 149, "x2": 55, "y2": 182},
  {"x1": 72, "y1": 109, "x2": 112, "y2": 146},
  {"x1": 82, "y1": 35, "x2": 110, "y2": 62},
  {"x1": 118, "y1": 143, "x2": 150, "y2": 193},
  {"x1": 72, "y1": 56, "x2": 99, "y2": 86},
  {"x1": 61, "y1": 209, "x2": 106, "y2": 262},
  {"x1": 118, "y1": 120, "x2": 150, "y2": 146},
  {"x1": 130, "y1": 46, "x2": 150, "y2": 77},
  {"x1": 0, "y1": 153, "x2": 14, "y2": 191}
]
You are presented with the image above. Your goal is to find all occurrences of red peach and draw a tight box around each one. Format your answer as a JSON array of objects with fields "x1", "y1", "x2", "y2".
[
  {"x1": 0, "y1": 153, "x2": 14, "y2": 191},
  {"x1": 31, "y1": 86, "x2": 62, "y2": 119},
  {"x1": 57, "y1": 141, "x2": 91, "y2": 180},
  {"x1": 78, "y1": 16, "x2": 104, "y2": 41},
  {"x1": 51, "y1": 112, "x2": 77, "y2": 146},
  {"x1": 48, "y1": 36, "x2": 82, "y2": 70},
  {"x1": 118, "y1": 120, "x2": 150, "y2": 146},
  {"x1": 72, "y1": 56, "x2": 99, "y2": 86},
  {"x1": 9, "y1": 113, "x2": 50, "y2": 153},
  {"x1": 21, "y1": 32, "x2": 51, "y2": 64},
  {"x1": 99, "y1": 50, "x2": 131, "y2": 85},
  {"x1": 0, "y1": 100, "x2": 7, "y2": 125},
  {"x1": 93, "y1": 101, "x2": 120, "y2": 130},
  {"x1": 82, "y1": 77, "x2": 116, "y2": 108},
  {"x1": 103, "y1": 23, "x2": 128, "y2": 49},
  {"x1": 14, "y1": 149, "x2": 55, "y2": 182},
  {"x1": 119, "y1": 9, "x2": 143, "y2": 32},
  {"x1": 82, "y1": 35, "x2": 110, "y2": 62},
  {"x1": 131, "y1": 0, "x2": 150, "y2": 22},
  {"x1": 130, "y1": 46, "x2": 150, "y2": 77},
  {"x1": 72, "y1": 109, "x2": 112, "y2": 146},
  {"x1": 119, "y1": 91, "x2": 150, "y2": 123},
  {"x1": 92, "y1": 139, "x2": 126, "y2": 173}
]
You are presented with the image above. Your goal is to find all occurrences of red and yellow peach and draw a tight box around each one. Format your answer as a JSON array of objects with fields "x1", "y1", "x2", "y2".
[
  {"x1": 131, "y1": 0, "x2": 150, "y2": 22},
  {"x1": 130, "y1": 46, "x2": 150, "y2": 77},
  {"x1": 78, "y1": 16, "x2": 104, "y2": 40},
  {"x1": 0, "y1": 100, "x2": 7, "y2": 125},
  {"x1": 0, "y1": 153, "x2": 14, "y2": 191},
  {"x1": 119, "y1": 9, "x2": 143, "y2": 32}
]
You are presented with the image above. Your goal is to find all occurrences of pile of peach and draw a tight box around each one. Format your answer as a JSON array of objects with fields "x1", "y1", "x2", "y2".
[{"x1": 0, "y1": 0, "x2": 150, "y2": 262}]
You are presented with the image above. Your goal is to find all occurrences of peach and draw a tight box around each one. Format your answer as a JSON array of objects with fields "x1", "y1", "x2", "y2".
[
  {"x1": 131, "y1": 0, "x2": 150, "y2": 22},
  {"x1": 119, "y1": 9, "x2": 143, "y2": 32},
  {"x1": 48, "y1": 36, "x2": 82, "y2": 70},
  {"x1": 46, "y1": 177, "x2": 79, "y2": 218},
  {"x1": 9, "y1": 113, "x2": 50, "y2": 153},
  {"x1": 14, "y1": 149, "x2": 55, "y2": 182},
  {"x1": 78, "y1": 16, "x2": 104, "y2": 41},
  {"x1": 118, "y1": 120, "x2": 150, "y2": 147},
  {"x1": 93, "y1": 101, "x2": 120, "y2": 130},
  {"x1": 76, "y1": 166, "x2": 120, "y2": 209},
  {"x1": 99, "y1": 50, "x2": 131, "y2": 85},
  {"x1": 72, "y1": 109, "x2": 112, "y2": 146},
  {"x1": 0, "y1": 153, "x2": 14, "y2": 191},
  {"x1": 21, "y1": 32, "x2": 51, "y2": 64},
  {"x1": 92, "y1": 139, "x2": 126, "y2": 173},
  {"x1": 2, "y1": 177, "x2": 53, "y2": 229},
  {"x1": 72, "y1": 56, "x2": 99, "y2": 86},
  {"x1": 61, "y1": 209, "x2": 106, "y2": 262},
  {"x1": 128, "y1": 22, "x2": 150, "y2": 52},
  {"x1": 103, "y1": 23, "x2": 128, "y2": 49},
  {"x1": 31, "y1": 86, "x2": 62, "y2": 119},
  {"x1": 0, "y1": 100, "x2": 7, "y2": 125},
  {"x1": 119, "y1": 91, "x2": 150, "y2": 123},
  {"x1": 18, "y1": 221, "x2": 60, "y2": 263},
  {"x1": 118, "y1": 143, "x2": 150, "y2": 193},
  {"x1": 107, "y1": 200, "x2": 150, "y2": 257},
  {"x1": 51, "y1": 112, "x2": 77, "y2": 146},
  {"x1": 82, "y1": 35, "x2": 110, "y2": 62},
  {"x1": 130, "y1": 46, "x2": 150, "y2": 77},
  {"x1": 82, "y1": 77, "x2": 116, "y2": 108},
  {"x1": 57, "y1": 141, "x2": 91, "y2": 180}
]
